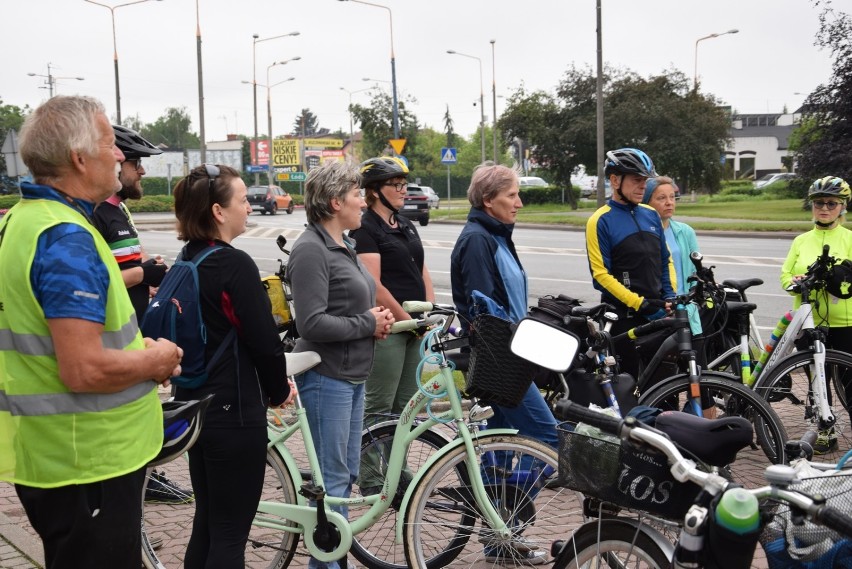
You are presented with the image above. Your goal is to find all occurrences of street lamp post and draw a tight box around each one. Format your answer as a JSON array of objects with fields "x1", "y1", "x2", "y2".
[
  {"x1": 266, "y1": 62, "x2": 296, "y2": 186},
  {"x1": 340, "y1": 86, "x2": 370, "y2": 161},
  {"x1": 83, "y1": 0, "x2": 161, "y2": 124},
  {"x1": 693, "y1": 29, "x2": 739, "y2": 91},
  {"x1": 447, "y1": 50, "x2": 486, "y2": 164},
  {"x1": 252, "y1": 31, "x2": 300, "y2": 185},
  {"x1": 195, "y1": 0, "x2": 206, "y2": 163},
  {"x1": 27, "y1": 63, "x2": 84, "y2": 97},
  {"x1": 490, "y1": 39, "x2": 498, "y2": 163},
  {"x1": 339, "y1": 0, "x2": 400, "y2": 141}
]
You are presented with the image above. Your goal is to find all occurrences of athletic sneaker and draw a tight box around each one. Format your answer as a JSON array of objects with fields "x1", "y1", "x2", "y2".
[
  {"x1": 479, "y1": 530, "x2": 539, "y2": 552},
  {"x1": 483, "y1": 547, "x2": 547, "y2": 566},
  {"x1": 814, "y1": 427, "x2": 838, "y2": 455},
  {"x1": 145, "y1": 470, "x2": 194, "y2": 504}
]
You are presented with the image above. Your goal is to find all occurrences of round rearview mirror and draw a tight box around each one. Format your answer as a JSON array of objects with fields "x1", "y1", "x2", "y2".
[{"x1": 510, "y1": 318, "x2": 580, "y2": 372}]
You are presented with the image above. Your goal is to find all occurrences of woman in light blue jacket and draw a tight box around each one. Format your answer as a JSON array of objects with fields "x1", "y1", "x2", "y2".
[{"x1": 642, "y1": 176, "x2": 701, "y2": 336}]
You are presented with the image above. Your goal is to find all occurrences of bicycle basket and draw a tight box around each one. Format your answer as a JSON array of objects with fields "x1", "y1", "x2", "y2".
[
  {"x1": 556, "y1": 420, "x2": 700, "y2": 520},
  {"x1": 761, "y1": 471, "x2": 852, "y2": 568},
  {"x1": 262, "y1": 275, "x2": 292, "y2": 328},
  {"x1": 465, "y1": 314, "x2": 536, "y2": 408}
]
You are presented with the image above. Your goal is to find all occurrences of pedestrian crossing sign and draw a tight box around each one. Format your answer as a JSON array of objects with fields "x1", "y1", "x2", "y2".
[{"x1": 440, "y1": 147, "x2": 458, "y2": 165}]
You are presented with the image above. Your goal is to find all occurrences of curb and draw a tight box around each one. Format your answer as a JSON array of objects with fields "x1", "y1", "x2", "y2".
[{"x1": 0, "y1": 510, "x2": 43, "y2": 568}]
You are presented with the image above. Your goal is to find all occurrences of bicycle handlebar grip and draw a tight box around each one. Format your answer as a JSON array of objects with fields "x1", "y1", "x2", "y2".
[
  {"x1": 402, "y1": 301, "x2": 433, "y2": 313},
  {"x1": 390, "y1": 319, "x2": 420, "y2": 333},
  {"x1": 818, "y1": 506, "x2": 852, "y2": 539},
  {"x1": 554, "y1": 400, "x2": 622, "y2": 436}
]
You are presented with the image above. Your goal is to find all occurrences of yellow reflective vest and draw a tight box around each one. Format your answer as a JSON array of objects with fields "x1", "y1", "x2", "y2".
[{"x1": 0, "y1": 197, "x2": 162, "y2": 487}]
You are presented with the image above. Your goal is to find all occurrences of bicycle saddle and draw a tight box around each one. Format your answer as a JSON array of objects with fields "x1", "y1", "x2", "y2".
[
  {"x1": 724, "y1": 301, "x2": 757, "y2": 315},
  {"x1": 284, "y1": 351, "x2": 321, "y2": 376},
  {"x1": 722, "y1": 278, "x2": 763, "y2": 291},
  {"x1": 654, "y1": 411, "x2": 753, "y2": 467}
]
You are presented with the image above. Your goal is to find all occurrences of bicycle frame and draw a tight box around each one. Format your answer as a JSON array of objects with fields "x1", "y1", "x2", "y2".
[{"x1": 254, "y1": 323, "x2": 519, "y2": 563}]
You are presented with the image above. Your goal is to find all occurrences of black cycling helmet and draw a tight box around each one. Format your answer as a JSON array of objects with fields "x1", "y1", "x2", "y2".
[
  {"x1": 827, "y1": 259, "x2": 852, "y2": 300},
  {"x1": 359, "y1": 156, "x2": 409, "y2": 188},
  {"x1": 113, "y1": 125, "x2": 162, "y2": 160},
  {"x1": 808, "y1": 176, "x2": 851, "y2": 202},
  {"x1": 604, "y1": 148, "x2": 657, "y2": 178},
  {"x1": 147, "y1": 394, "x2": 214, "y2": 467}
]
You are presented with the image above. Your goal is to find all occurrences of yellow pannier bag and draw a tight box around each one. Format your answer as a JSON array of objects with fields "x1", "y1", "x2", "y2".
[{"x1": 262, "y1": 275, "x2": 291, "y2": 327}]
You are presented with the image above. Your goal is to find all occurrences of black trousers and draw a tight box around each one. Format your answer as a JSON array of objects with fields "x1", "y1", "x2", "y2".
[
  {"x1": 16, "y1": 466, "x2": 146, "y2": 569},
  {"x1": 184, "y1": 424, "x2": 268, "y2": 569}
]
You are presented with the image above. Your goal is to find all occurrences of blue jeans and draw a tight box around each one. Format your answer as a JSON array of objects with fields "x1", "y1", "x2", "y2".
[
  {"x1": 482, "y1": 383, "x2": 558, "y2": 493},
  {"x1": 296, "y1": 370, "x2": 365, "y2": 569}
]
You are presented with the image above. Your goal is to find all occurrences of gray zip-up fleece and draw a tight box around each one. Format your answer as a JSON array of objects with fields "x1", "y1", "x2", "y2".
[{"x1": 288, "y1": 223, "x2": 377, "y2": 382}]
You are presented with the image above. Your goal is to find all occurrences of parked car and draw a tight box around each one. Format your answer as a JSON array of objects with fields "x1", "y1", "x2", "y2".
[
  {"x1": 399, "y1": 184, "x2": 430, "y2": 226},
  {"x1": 420, "y1": 185, "x2": 440, "y2": 209},
  {"x1": 581, "y1": 179, "x2": 612, "y2": 199},
  {"x1": 247, "y1": 185, "x2": 294, "y2": 215},
  {"x1": 518, "y1": 176, "x2": 550, "y2": 187},
  {"x1": 754, "y1": 172, "x2": 796, "y2": 189}
]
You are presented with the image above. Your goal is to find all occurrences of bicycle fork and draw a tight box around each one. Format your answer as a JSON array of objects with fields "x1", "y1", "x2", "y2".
[{"x1": 809, "y1": 340, "x2": 836, "y2": 429}]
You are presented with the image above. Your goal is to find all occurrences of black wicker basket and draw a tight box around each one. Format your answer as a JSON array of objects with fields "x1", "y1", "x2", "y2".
[
  {"x1": 464, "y1": 314, "x2": 535, "y2": 408},
  {"x1": 556, "y1": 421, "x2": 700, "y2": 520}
]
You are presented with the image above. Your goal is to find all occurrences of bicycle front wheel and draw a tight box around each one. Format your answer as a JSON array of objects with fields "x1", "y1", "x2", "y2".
[
  {"x1": 141, "y1": 447, "x2": 298, "y2": 569},
  {"x1": 350, "y1": 423, "x2": 450, "y2": 569},
  {"x1": 552, "y1": 518, "x2": 671, "y2": 569},
  {"x1": 403, "y1": 433, "x2": 584, "y2": 568},
  {"x1": 638, "y1": 372, "x2": 787, "y2": 482},
  {"x1": 753, "y1": 349, "x2": 852, "y2": 462}
]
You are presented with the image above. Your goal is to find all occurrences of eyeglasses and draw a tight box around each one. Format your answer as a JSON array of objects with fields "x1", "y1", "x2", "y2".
[
  {"x1": 203, "y1": 164, "x2": 220, "y2": 203},
  {"x1": 383, "y1": 182, "x2": 408, "y2": 192},
  {"x1": 128, "y1": 159, "x2": 143, "y2": 172},
  {"x1": 812, "y1": 200, "x2": 842, "y2": 211}
]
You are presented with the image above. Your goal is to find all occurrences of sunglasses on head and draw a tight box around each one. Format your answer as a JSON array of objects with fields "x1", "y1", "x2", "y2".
[{"x1": 202, "y1": 164, "x2": 220, "y2": 202}]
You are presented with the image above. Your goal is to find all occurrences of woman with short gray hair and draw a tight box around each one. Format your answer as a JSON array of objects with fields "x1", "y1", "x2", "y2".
[{"x1": 287, "y1": 161, "x2": 394, "y2": 569}]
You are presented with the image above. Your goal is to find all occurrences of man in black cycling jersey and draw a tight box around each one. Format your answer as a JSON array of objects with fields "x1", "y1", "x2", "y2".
[
  {"x1": 585, "y1": 147, "x2": 676, "y2": 379},
  {"x1": 92, "y1": 125, "x2": 192, "y2": 505}
]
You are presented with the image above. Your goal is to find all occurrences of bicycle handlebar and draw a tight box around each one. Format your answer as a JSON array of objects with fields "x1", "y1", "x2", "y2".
[{"x1": 390, "y1": 313, "x2": 445, "y2": 334}]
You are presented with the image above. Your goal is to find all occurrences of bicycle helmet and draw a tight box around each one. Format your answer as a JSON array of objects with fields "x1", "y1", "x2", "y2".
[
  {"x1": 113, "y1": 125, "x2": 163, "y2": 160},
  {"x1": 807, "y1": 176, "x2": 851, "y2": 202},
  {"x1": 148, "y1": 394, "x2": 214, "y2": 467},
  {"x1": 359, "y1": 156, "x2": 409, "y2": 188},
  {"x1": 604, "y1": 148, "x2": 657, "y2": 178}
]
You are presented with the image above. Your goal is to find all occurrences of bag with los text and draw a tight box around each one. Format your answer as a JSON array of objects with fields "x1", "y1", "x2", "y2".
[{"x1": 140, "y1": 245, "x2": 235, "y2": 389}]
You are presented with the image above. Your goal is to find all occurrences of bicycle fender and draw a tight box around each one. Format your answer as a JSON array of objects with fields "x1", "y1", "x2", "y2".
[
  {"x1": 551, "y1": 517, "x2": 675, "y2": 569},
  {"x1": 394, "y1": 428, "x2": 518, "y2": 543}
]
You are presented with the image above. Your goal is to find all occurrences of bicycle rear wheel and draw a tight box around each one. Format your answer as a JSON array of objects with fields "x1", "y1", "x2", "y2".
[
  {"x1": 141, "y1": 447, "x2": 298, "y2": 569},
  {"x1": 637, "y1": 373, "x2": 787, "y2": 484},
  {"x1": 403, "y1": 433, "x2": 584, "y2": 568},
  {"x1": 350, "y1": 423, "x2": 450, "y2": 569},
  {"x1": 552, "y1": 518, "x2": 671, "y2": 569},
  {"x1": 753, "y1": 349, "x2": 852, "y2": 462}
]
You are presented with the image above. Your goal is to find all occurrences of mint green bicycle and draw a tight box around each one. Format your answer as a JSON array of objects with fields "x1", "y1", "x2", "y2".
[{"x1": 142, "y1": 302, "x2": 582, "y2": 568}]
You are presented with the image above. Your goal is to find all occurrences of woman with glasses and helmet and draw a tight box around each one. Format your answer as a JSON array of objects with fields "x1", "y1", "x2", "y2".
[
  {"x1": 348, "y1": 156, "x2": 435, "y2": 496},
  {"x1": 171, "y1": 164, "x2": 294, "y2": 568},
  {"x1": 585, "y1": 147, "x2": 676, "y2": 380},
  {"x1": 781, "y1": 176, "x2": 852, "y2": 453}
]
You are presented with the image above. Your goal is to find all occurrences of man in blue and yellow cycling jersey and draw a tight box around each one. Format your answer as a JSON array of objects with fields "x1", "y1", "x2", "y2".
[
  {"x1": 0, "y1": 95, "x2": 183, "y2": 569},
  {"x1": 585, "y1": 148, "x2": 676, "y2": 379}
]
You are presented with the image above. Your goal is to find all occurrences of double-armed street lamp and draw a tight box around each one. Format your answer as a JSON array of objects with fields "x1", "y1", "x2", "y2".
[
  {"x1": 339, "y1": 0, "x2": 400, "y2": 141},
  {"x1": 83, "y1": 0, "x2": 162, "y2": 124},
  {"x1": 340, "y1": 86, "x2": 371, "y2": 161},
  {"x1": 447, "y1": 49, "x2": 486, "y2": 164},
  {"x1": 27, "y1": 63, "x2": 85, "y2": 98},
  {"x1": 251, "y1": 31, "x2": 300, "y2": 184},
  {"x1": 266, "y1": 62, "x2": 296, "y2": 186},
  {"x1": 693, "y1": 29, "x2": 739, "y2": 91}
]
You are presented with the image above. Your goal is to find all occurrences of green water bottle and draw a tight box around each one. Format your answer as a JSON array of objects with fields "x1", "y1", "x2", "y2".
[{"x1": 715, "y1": 488, "x2": 759, "y2": 535}]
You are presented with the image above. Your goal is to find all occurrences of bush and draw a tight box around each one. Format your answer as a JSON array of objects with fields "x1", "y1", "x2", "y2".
[
  {"x1": 0, "y1": 195, "x2": 21, "y2": 210},
  {"x1": 125, "y1": 195, "x2": 174, "y2": 213},
  {"x1": 518, "y1": 186, "x2": 581, "y2": 205}
]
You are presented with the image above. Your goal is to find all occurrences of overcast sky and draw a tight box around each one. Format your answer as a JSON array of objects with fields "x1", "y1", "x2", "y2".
[{"x1": 1, "y1": 0, "x2": 836, "y2": 145}]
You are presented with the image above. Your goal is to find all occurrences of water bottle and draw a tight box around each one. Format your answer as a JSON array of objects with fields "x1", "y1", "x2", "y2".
[{"x1": 715, "y1": 488, "x2": 759, "y2": 534}]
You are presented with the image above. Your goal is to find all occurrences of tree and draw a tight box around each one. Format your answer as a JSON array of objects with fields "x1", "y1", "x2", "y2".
[
  {"x1": 292, "y1": 108, "x2": 327, "y2": 137},
  {"x1": 443, "y1": 105, "x2": 456, "y2": 148},
  {"x1": 499, "y1": 65, "x2": 731, "y2": 208},
  {"x1": 0, "y1": 99, "x2": 29, "y2": 174},
  {"x1": 350, "y1": 90, "x2": 420, "y2": 163},
  {"x1": 141, "y1": 107, "x2": 200, "y2": 150},
  {"x1": 794, "y1": 1, "x2": 852, "y2": 184}
]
